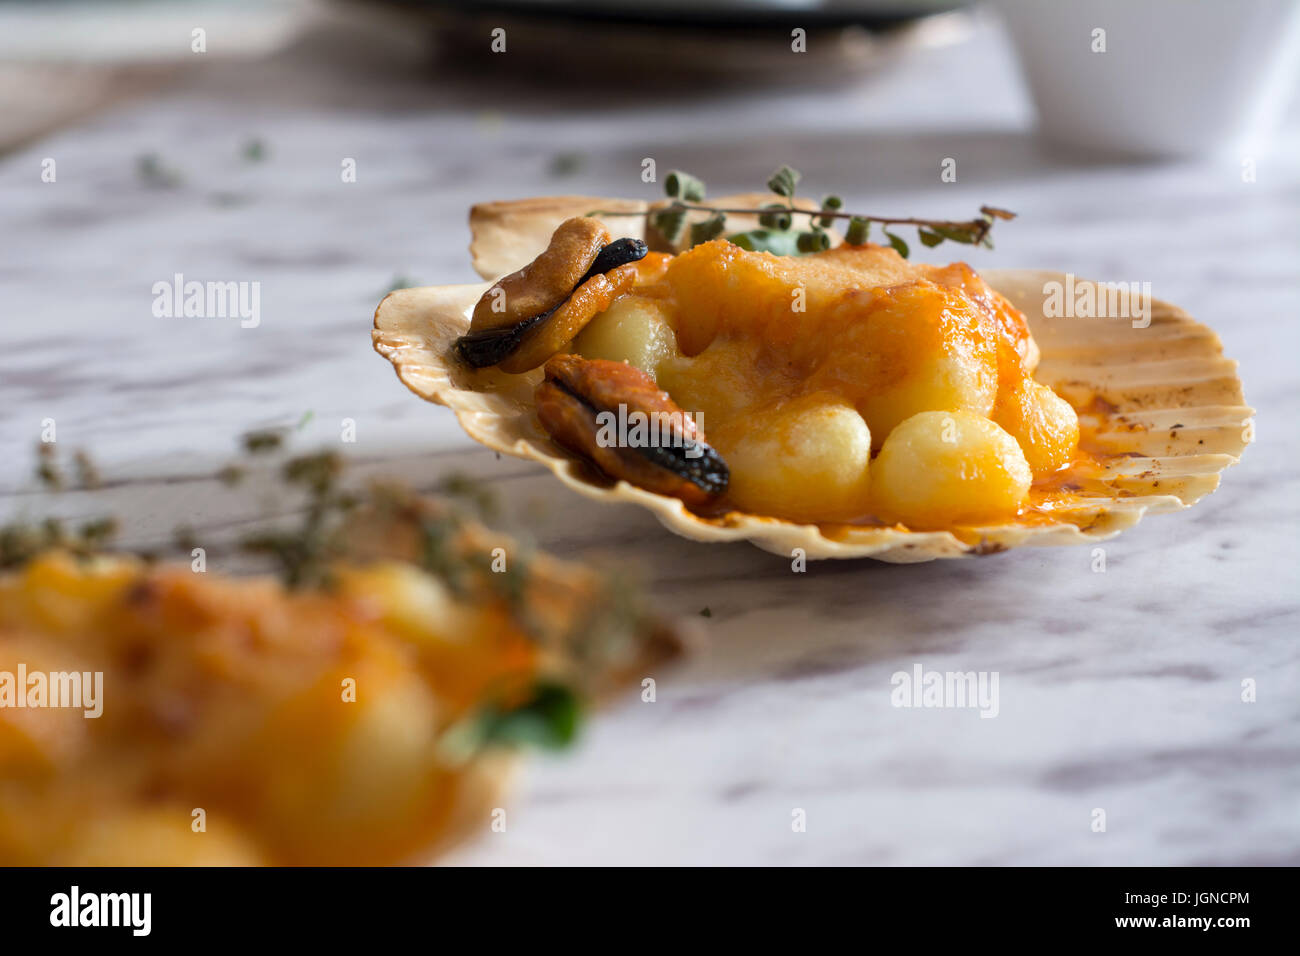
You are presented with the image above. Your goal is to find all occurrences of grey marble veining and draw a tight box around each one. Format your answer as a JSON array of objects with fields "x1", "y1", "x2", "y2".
[{"x1": 0, "y1": 11, "x2": 1296, "y2": 865}]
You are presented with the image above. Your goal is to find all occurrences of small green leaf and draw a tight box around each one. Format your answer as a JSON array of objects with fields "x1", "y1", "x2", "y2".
[
  {"x1": 652, "y1": 204, "x2": 688, "y2": 242},
  {"x1": 727, "y1": 228, "x2": 803, "y2": 256},
  {"x1": 700, "y1": 607, "x2": 712, "y2": 618},
  {"x1": 665, "y1": 170, "x2": 706, "y2": 202},
  {"x1": 766, "y1": 165, "x2": 801, "y2": 198},
  {"x1": 242, "y1": 428, "x2": 284, "y2": 454},
  {"x1": 818, "y1": 194, "x2": 842, "y2": 228},
  {"x1": 479, "y1": 681, "x2": 582, "y2": 750},
  {"x1": 689, "y1": 213, "x2": 727, "y2": 247},
  {"x1": 438, "y1": 471, "x2": 498, "y2": 518},
  {"x1": 883, "y1": 229, "x2": 910, "y2": 259},
  {"x1": 78, "y1": 517, "x2": 118, "y2": 546},
  {"x1": 844, "y1": 216, "x2": 870, "y2": 246},
  {"x1": 918, "y1": 228, "x2": 944, "y2": 248},
  {"x1": 929, "y1": 224, "x2": 979, "y2": 245},
  {"x1": 796, "y1": 229, "x2": 831, "y2": 253},
  {"x1": 757, "y1": 203, "x2": 792, "y2": 230}
]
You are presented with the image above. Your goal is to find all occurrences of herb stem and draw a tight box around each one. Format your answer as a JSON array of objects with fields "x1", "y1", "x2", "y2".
[
  {"x1": 591, "y1": 165, "x2": 1014, "y2": 257},
  {"x1": 589, "y1": 204, "x2": 1005, "y2": 242}
]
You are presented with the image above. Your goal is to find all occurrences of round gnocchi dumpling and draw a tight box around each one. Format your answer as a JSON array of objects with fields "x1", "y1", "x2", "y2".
[
  {"x1": 992, "y1": 377, "x2": 1080, "y2": 475},
  {"x1": 573, "y1": 296, "x2": 679, "y2": 380},
  {"x1": 655, "y1": 335, "x2": 773, "y2": 428},
  {"x1": 807, "y1": 282, "x2": 999, "y2": 449},
  {"x1": 63, "y1": 807, "x2": 266, "y2": 866},
  {"x1": 710, "y1": 393, "x2": 873, "y2": 523},
  {"x1": 870, "y1": 410, "x2": 1031, "y2": 528}
]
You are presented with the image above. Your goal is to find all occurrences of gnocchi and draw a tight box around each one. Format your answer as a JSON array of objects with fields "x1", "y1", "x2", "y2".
[
  {"x1": 709, "y1": 393, "x2": 873, "y2": 523},
  {"x1": 870, "y1": 410, "x2": 1032, "y2": 528},
  {"x1": 655, "y1": 335, "x2": 779, "y2": 428},
  {"x1": 573, "y1": 296, "x2": 678, "y2": 379},
  {"x1": 992, "y1": 377, "x2": 1080, "y2": 474},
  {"x1": 807, "y1": 281, "x2": 1000, "y2": 449},
  {"x1": 62, "y1": 808, "x2": 266, "y2": 866}
]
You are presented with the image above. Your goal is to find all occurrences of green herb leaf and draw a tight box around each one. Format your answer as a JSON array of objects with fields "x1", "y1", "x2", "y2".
[
  {"x1": 665, "y1": 170, "x2": 706, "y2": 202},
  {"x1": 918, "y1": 228, "x2": 945, "y2": 248},
  {"x1": 757, "y1": 203, "x2": 792, "y2": 231},
  {"x1": 242, "y1": 428, "x2": 284, "y2": 454},
  {"x1": 72, "y1": 450, "x2": 101, "y2": 489},
  {"x1": 416, "y1": 511, "x2": 466, "y2": 594},
  {"x1": 766, "y1": 165, "x2": 801, "y2": 199},
  {"x1": 35, "y1": 443, "x2": 62, "y2": 489},
  {"x1": 818, "y1": 194, "x2": 843, "y2": 228},
  {"x1": 726, "y1": 228, "x2": 804, "y2": 257},
  {"x1": 844, "y1": 216, "x2": 870, "y2": 246},
  {"x1": 689, "y1": 213, "x2": 727, "y2": 247},
  {"x1": 928, "y1": 224, "x2": 979, "y2": 245},
  {"x1": 78, "y1": 517, "x2": 119, "y2": 545},
  {"x1": 651, "y1": 204, "x2": 688, "y2": 242},
  {"x1": 883, "y1": 229, "x2": 910, "y2": 259},
  {"x1": 283, "y1": 451, "x2": 342, "y2": 495},
  {"x1": 796, "y1": 229, "x2": 831, "y2": 253},
  {"x1": 478, "y1": 681, "x2": 582, "y2": 750},
  {"x1": 641, "y1": 166, "x2": 1013, "y2": 258},
  {"x1": 438, "y1": 471, "x2": 497, "y2": 518}
]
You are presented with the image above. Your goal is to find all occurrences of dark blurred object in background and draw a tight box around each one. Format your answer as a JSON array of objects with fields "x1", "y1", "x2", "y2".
[{"x1": 352, "y1": 0, "x2": 973, "y2": 87}]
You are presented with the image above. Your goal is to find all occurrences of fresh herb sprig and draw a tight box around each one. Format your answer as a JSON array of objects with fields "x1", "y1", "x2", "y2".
[
  {"x1": 593, "y1": 165, "x2": 1014, "y2": 259},
  {"x1": 1, "y1": 445, "x2": 120, "y2": 569}
]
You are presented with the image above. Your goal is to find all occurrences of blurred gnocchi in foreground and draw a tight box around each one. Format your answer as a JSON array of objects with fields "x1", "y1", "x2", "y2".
[{"x1": 0, "y1": 495, "x2": 682, "y2": 865}]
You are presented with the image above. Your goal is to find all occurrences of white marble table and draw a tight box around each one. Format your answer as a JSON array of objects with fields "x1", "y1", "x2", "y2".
[{"x1": 1, "y1": 9, "x2": 1296, "y2": 865}]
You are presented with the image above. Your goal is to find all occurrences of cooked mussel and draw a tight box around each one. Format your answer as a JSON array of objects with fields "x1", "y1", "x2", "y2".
[
  {"x1": 536, "y1": 354, "x2": 729, "y2": 506},
  {"x1": 576, "y1": 237, "x2": 649, "y2": 286},
  {"x1": 455, "y1": 217, "x2": 647, "y2": 373}
]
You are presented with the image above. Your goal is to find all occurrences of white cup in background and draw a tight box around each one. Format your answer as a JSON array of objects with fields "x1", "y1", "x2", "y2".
[{"x1": 994, "y1": 0, "x2": 1300, "y2": 158}]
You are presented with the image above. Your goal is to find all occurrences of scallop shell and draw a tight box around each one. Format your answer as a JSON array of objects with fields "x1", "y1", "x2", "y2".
[{"x1": 373, "y1": 198, "x2": 1251, "y2": 562}]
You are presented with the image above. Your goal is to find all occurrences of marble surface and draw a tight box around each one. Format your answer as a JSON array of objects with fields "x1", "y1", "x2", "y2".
[{"x1": 1, "y1": 8, "x2": 1296, "y2": 865}]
